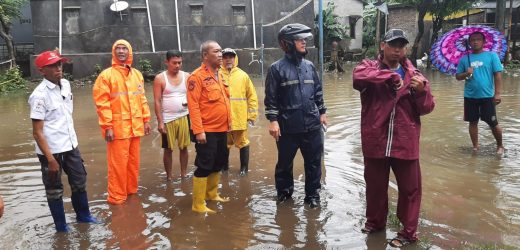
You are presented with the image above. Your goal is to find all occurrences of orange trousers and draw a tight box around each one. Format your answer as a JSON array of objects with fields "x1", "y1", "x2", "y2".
[{"x1": 107, "y1": 137, "x2": 141, "y2": 204}]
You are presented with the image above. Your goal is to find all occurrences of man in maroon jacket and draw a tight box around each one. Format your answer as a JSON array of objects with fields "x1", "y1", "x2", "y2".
[{"x1": 353, "y1": 29, "x2": 435, "y2": 247}]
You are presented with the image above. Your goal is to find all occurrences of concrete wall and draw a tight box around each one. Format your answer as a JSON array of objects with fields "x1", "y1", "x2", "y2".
[
  {"x1": 314, "y1": 0, "x2": 363, "y2": 51},
  {"x1": 387, "y1": 5, "x2": 432, "y2": 56},
  {"x1": 30, "y1": 48, "x2": 318, "y2": 79},
  {"x1": 30, "y1": 0, "x2": 315, "y2": 54}
]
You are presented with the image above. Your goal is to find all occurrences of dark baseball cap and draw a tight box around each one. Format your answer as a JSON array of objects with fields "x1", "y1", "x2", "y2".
[
  {"x1": 222, "y1": 48, "x2": 237, "y2": 56},
  {"x1": 383, "y1": 29, "x2": 409, "y2": 44}
]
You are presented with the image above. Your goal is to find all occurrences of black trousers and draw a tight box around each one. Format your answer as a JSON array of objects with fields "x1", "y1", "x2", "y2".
[
  {"x1": 37, "y1": 147, "x2": 87, "y2": 201},
  {"x1": 275, "y1": 129, "x2": 323, "y2": 199}
]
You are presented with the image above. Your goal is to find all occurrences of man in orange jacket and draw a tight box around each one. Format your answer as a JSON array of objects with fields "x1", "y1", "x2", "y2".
[
  {"x1": 93, "y1": 39, "x2": 152, "y2": 205},
  {"x1": 187, "y1": 40, "x2": 231, "y2": 214}
]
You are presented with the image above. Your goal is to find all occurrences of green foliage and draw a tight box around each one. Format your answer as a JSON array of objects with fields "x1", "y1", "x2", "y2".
[
  {"x1": 314, "y1": 1, "x2": 349, "y2": 49},
  {"x1": 0, "y1": 66, "x2": 26, "y2": 92},
  {"x1": 88, "y1": 64, "x2": 102, "y2": 82},
  {"x1": 362, "y1": 3, "x2": 377, "y2": 49},
  {"x1": 0, "y1": 0, "x2": 27, "y2": 22},
  {"x1": 137, "y1": 58, "x2": 154, "y2": 76},
  {"x1": 62, "y1": 72, "x2": 74, "y2": 81}
]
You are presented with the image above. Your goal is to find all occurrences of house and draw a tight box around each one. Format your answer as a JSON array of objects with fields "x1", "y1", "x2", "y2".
[
  {"x1": 29, "y1": 0, "x2": 316, "y2": 77},
  {"x1": 314, "y1": 0, "x2": 364, "y2": 51}
]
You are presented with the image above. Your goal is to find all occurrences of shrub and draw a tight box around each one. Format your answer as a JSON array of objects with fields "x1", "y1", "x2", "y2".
[{"x1": 0, "y1": 66, "x2": 26, "y2": 93}]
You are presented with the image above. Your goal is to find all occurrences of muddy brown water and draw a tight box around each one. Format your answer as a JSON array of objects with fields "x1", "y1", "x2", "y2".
[{"x1": 0, "y1": 67, "x2": 519, "y2": 249}]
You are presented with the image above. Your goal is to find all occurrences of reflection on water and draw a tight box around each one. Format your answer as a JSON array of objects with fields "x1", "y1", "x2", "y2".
[{"x1": 0, "y1": 67, "x2": 519, "y2": 249}]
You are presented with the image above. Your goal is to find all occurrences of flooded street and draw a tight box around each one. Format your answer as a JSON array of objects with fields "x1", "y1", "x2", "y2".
[{"x1": 0, "y1": 67, "x2": 519, "y2": 249}]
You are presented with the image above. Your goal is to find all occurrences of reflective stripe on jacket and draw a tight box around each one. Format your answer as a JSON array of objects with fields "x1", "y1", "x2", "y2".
[
  {"x1": 93, "y1": 39, "x2": 151, "y2": 139},
  {"x1": 264, "y1": 54, "x2": 326, "y2": 134},
  {"x1": 187, "y1": 63, "x2": 231, "y2": 134},
  {"x1": 220, "y1": 55, "x2": 258, "y2": 130},
  {"x1": 353, "y1": 57, "x2": 435, "y2": 160}
]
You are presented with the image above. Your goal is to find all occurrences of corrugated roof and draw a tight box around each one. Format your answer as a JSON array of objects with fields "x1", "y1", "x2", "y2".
[{"x1": 475, "y1": 1, "x2": 520, "y2": 9}]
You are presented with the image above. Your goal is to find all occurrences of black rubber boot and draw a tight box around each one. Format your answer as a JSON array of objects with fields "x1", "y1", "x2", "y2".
[{"x1": 239, "y1": 146, "x2": 249, "y2": 176}]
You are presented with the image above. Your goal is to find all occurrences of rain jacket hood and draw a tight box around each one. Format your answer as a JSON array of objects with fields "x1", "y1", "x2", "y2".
[
  {"x1": 220, "y1": 54, "x2": 258, "y2": 130},
  {"x1": 112, "y1": 39, "x2": 133, "y2": 68}
]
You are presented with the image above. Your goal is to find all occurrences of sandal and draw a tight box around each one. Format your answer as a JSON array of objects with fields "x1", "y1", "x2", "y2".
[{"x1": 388, "y1": 237, "x2": 415, "y2": 248}]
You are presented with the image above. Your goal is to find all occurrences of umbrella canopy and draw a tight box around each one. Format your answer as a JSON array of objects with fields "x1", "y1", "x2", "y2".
[{"x1": 430, "y1": 25, "x2": 507, "y2": 75}]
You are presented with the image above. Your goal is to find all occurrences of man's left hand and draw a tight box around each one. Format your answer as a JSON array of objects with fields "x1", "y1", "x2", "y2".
[
  {"x1": 144, "y1": 122, "x2": 151, "y2": 135},
  {"x1": 320, "y1": 114, "x2": 328, "y2": 126},
  {"x1": 410, "y1": 76, "x2": 425, "y2": 93}
]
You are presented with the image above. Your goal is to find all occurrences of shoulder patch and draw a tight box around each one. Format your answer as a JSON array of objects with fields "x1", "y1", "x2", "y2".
[{"x1": 188, "y1": 80, "x2": 196, "y2": 90}]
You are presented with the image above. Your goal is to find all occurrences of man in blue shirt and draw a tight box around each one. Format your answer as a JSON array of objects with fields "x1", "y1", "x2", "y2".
[{"x1": 456, "y1": 31, "x2": 504, "y2": 155}]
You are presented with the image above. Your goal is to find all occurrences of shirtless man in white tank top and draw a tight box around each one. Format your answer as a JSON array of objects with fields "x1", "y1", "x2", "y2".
[{"x1": 153, "y1": 50, "x2": 191, "y2": 180}]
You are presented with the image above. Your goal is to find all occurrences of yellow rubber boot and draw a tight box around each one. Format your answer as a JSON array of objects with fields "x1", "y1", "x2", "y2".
[
  {"x1": 206, "y1": 172, "x2": 230, "y2": 202},
  {"x1": 192, "y1": 177, "x2": 216, "y2": 214}
]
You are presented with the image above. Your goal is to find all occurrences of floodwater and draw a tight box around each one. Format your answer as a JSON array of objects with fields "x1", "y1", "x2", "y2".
[{"x1": 0, "y1": 67, "x2": 519, "y2": 249}]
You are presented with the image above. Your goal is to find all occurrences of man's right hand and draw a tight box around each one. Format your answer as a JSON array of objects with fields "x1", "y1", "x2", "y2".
[
  {"x1": 269, "y1": 121, "x2": 281, "y2": 141},
  {"x1": 467, "y1": 67, "x2": 474, "y2": 75},
  {"x1": 196, "y1": 132, "x2": 207, "y2": 144},
  {"x1": 158, "y1": 123, "x2": 166, "y2": 134},
  {"x1": 105, "y1": 129, "x2": 114, "y2": 142},
  {"x1": 47, "y1": 157, "x2": 60, "y2": 183}
]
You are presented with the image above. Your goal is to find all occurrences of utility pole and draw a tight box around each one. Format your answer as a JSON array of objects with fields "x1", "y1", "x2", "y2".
[
  {"x1": 506, "y1": 0, "x2": 514, "y2": 62},
  {"x1": 496, "y1": 0, "x2": 506, "y2": 33}
]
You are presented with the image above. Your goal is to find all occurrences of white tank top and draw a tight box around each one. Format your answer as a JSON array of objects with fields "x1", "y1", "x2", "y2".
[{"x1": 162, "y1": 71, "x2": 189, "y2": 123}]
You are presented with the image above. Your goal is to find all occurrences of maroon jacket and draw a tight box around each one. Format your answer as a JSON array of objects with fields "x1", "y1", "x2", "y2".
[{"x1": 353, "y1": 57, "x2": 435, "y2": 160}]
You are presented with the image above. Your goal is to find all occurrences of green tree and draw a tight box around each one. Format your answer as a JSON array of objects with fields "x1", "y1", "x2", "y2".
[
  {"x1": 314, "y1": 1, "x2": 349, "y2": 51},
  {"x1": 0, "y1": 0, "x2": 27, "y2": 68},
  {"x1": 396, "y1": 0, "x2": 480, "y2": 66},
  {"x1": 428, "y1": 0, "x2": 479, "y2": 67},
  {"x1": 396, "y1": 0, "x2": 432, "y2": 66}
]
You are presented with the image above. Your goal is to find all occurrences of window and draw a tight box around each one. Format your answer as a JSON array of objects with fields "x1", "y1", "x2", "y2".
[
  {"x1": 190, "y1": 4, "x2": 203, "y2": 16},
  {"x1": 63, "y1": 6, "x2": 80, "y2": 35},
  {"x1": 232, "y1": 4, "x2": 246, "y2": 25},
  {"x1": 349, "y1": 16, "x2": 360, "y2": 38},
  {"x1": 189, "y1": 3, "x2": 203, "y2": 25},
  {"x1": 232, "y1": 5, "x2": 246, "y2": 16}
]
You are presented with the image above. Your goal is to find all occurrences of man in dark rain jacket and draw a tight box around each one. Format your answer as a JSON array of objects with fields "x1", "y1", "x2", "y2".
[{"x1": 264, "y1": 23, "x2": 328, "y2": 208}]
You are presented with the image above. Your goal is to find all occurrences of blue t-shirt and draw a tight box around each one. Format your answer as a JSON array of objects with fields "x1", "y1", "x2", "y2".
[
  {"x1": 393, "y1": 64, "x2": 406, "y2": 80},
  {"x1": 456, "y1": 51, "x2": 503, "y2": 98}
]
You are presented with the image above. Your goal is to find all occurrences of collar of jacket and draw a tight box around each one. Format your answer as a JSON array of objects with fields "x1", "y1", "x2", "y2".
[
  {"x1": 377, "y1": 54, "x2": 414, "y2": 72},
  {"x1": 284, "y1": 53, "x2": 303, "y2": 65},
  {"x1": 113, "y1": 64, "x2": 131, "y2": 76}
]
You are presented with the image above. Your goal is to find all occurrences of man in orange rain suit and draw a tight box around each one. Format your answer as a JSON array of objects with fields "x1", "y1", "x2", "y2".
[
  {"x1": 93, "y1": 39, "x2": 152, "y2": 205},
  {"x1": 187, "y1": 40, "x2": 231, "y2": 214}
]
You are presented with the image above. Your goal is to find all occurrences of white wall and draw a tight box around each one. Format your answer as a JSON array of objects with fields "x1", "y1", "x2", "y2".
[{"x1": 314, "y1": 0, "x2": 364, "y2": 50}]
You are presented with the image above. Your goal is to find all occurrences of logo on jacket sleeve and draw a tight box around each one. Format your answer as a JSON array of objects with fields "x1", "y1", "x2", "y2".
[{"x1": 188, "y1": 80, "x2": 195, "y2": 91}]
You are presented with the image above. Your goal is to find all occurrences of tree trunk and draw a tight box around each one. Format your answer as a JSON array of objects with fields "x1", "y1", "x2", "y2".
[
  {"x1": 496, "y1": 0, "x2": 506, "y2": 33},
  {"x1": 0, "y1": 17, "x2": 16, "y2": 68},
  {"x1": 411, "y1": 9, "x2": 428, "y2": 66},
  {"x1": 427, "y1": 16, "x2": 444, "y2": 68}
]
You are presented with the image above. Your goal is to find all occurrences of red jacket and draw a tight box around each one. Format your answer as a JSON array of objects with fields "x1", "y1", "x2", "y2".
[{"x1": 353, "y1": 57, "x2": 435, "y2": 160}]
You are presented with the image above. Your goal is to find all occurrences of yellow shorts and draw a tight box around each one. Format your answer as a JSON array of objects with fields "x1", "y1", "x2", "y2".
[
  {"x1": 162, "y1": 115, "x2": 190, "y2": 150},
  {"x1": 227, "y1": 130, "x2": 249, "y2": 149}
]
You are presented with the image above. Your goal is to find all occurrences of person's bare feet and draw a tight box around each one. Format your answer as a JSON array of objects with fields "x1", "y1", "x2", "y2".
[
  {"x1": 166, "y1": 175, "x2": 173, "y2": 181},
  {"x1": 496, "y1": 146, "x2": 505, "y2": 155}
]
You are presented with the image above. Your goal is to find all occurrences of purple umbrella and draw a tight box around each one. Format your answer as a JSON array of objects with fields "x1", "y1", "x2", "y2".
[{"x1": 430, "y1": 25, "x2": 507, "y2": 75}]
